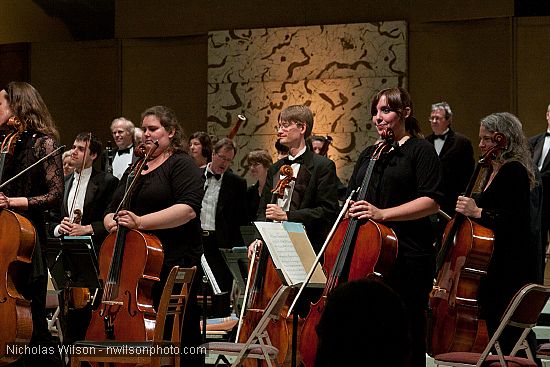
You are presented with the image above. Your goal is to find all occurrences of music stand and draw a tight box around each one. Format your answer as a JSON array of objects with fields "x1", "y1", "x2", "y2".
[
  {"x1": 46, "y1": 236, "x2": 100, "y2": 292},
  {"x1": 219, "y1": 247, "x2": 249, "y2": 291}
]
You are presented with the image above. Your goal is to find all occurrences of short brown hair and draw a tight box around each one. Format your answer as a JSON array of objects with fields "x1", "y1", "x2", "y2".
[
  {"x1": 247, "y1": 149, "x2": 272, "y2": 169},
  {"x1": 279, "y1": 105, "x2": 314, "y2": 138}
]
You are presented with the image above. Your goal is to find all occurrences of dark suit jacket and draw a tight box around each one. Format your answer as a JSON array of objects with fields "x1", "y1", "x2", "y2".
[
  {"x1": 201, "y1": 169, "x2": 248, "y2": 248},
  {"x1": 52, "y1": 167, "x2": 119, "y2": 248},
  {"x1": 530, "y1": 132, "x2": 550, "y2": 181},
  {"x1": 427, "y1": 129, "x2": 474, "y2": 215},
  {"x1": 257, "y1": 149, "x2": 339, "y2": 253}
]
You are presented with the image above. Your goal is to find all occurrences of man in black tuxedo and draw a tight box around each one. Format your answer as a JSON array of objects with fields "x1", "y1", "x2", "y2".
[
  {"x1": 201, "y1": 137, "x2": 247, "y2": 315},
  {"x1": 530, "y1": 104, "x2": 550, "y2": 266},
  {"x1": 53, "y1": 133, "x2": 119, "y2": 247},
  {"x1": 252, "y1": 105, "x2": 339, "y2": 255},
  {"x1": 426, "y1": 102, "x2": 474, "y2": 216},
  {"x1": 51, "y1": 132, "x2": 119, "y2": 345},
  {"x1": 102, "y1": 117, "x2": 135, "y2": 179}
]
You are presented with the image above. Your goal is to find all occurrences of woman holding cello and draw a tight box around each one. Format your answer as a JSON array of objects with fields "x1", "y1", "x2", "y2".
[
  {"x1": 0, "y1": 82, "x2": 64, "y2": 367},
  {"x1": 455, "y1": 112, "x2": 539, "y2": 357},
  {"x1": 103, "y1": 105, "x2": 204, "y2": 366},
  {"x1": 345, "y1": 87, "x2": 444, "y2": 367}
]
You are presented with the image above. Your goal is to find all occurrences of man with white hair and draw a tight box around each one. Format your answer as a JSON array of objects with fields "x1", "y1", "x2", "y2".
[{"x1": 106, "y1": 117, "x2": 135, "y2": 179}]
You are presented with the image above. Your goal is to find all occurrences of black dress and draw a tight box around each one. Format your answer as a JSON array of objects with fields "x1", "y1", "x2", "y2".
[
  {"x1": 474, "y1": 161, "x2": 540, "y2": 352},
  {"x1": 347, "y1": 137, "x2": 444, "y2": 367},
  {"x1": 107, "y1": 151, "x2": 204, "y2": 366},
  {"x1": 2, "y1": 130, "x2": 64, "y2": 367}
]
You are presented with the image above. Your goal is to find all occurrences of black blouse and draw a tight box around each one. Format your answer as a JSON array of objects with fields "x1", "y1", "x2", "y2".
[
  {"x1": 1, "y1": 130, "x2": 64, "y2": 276},
  {"x1": 108, "y1": 152, "x2": 204, "y2": 268},
  {"x1": 347, "y1": 137, "x2": 444, "y2": 257}
]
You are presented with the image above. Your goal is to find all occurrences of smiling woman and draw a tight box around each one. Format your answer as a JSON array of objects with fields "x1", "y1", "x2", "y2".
[{"x1": 347, "y1": 87, "x2": 444, "y2": 366}]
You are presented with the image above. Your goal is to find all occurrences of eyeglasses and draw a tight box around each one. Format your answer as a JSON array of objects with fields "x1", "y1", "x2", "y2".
[
  {"x1": 215, "y1": 153, "x2": 233, "y2": 163},
  {"x1": 429, "y1": 116, "x2": 444, "y2": 122},
  {"x1": 275, "y1": 121, "x2": 303, "y2": 132}
]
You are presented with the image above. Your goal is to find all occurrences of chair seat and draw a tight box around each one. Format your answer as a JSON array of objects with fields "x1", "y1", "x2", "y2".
[
  {"x1": 201, "y1": 341, "x2": 279, "y2": 358},
  {"x1": 434, "y1": 352, "x2": 537, "y2": 367},
  {"x1": 537, "y1": 342, "x2": 550, "y2": 356},
  {"x1": 74, "y1": 340, "x2": 154, "y2": 349}
]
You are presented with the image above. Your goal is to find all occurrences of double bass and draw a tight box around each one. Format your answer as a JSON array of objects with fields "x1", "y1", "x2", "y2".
[
  {"x1": 236, "y1": 165, "x2": 296, "y2": 367},
  {"x1": 428, "y1": 132, "x2": 507, "y2": 355},
  {"x1": 299, "y1": 130, "x2": 398, "y2": 367},
  {"x1": 86, "y1": 142, "x2": 163, "y2": 346},
  {"x1": 0, "y1": 117, "x2": 36, "y2": 364}
]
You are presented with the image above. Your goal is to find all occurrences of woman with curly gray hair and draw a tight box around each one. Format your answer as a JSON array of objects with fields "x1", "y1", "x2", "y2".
[{"x1": 455, "y1": 112, "x2": 540, "y2": 360}]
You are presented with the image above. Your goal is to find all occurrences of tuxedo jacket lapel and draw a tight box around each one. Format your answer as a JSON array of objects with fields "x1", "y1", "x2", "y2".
[{"x1": 534, "y1": 135, "x2": 544, "y2": 166}]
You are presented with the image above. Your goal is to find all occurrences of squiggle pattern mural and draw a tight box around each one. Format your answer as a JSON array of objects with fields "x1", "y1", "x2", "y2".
[{"x1": 208, "y1": 21, "x2": 407, "y2": 183}]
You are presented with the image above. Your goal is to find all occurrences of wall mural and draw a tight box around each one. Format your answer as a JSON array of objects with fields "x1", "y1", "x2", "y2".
[{"x1": 207, "y1": 21, "x2": 407, "y2": 185}]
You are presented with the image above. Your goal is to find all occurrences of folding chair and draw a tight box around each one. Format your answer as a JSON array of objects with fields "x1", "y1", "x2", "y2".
[
  {"x1": 434, "y1": 283, "x2": 550, "y2": 367},
  {"x1": 70, "y1": 266, "x2": 196, "y2": 367},
  {"x1": 200, "y1": 285, "x2": 291, "y2": 367}
]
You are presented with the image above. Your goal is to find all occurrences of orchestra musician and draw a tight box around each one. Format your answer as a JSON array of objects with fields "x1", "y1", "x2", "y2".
[
  {"x1": 189, "y1": 131, "x2": 213, "y2": 168},
  {"x1": 0, "y1": 81, "x2": 64, "y2": 367},
  {"x1": 455, "y1": 112, "x2": 540, "y2": 359},
  {"x1": 346, "y1": 87, "x2": 444, "y2": 367},
  {"x1": 245, "y1": 149, "x2": 272, "y2": 224},
  {"x1": 50, "y1": 132, "x2": 118, "y2": 347},
  {"x1": 249, "y1": 105, "x2": 339, "y2": 255},
  {"x1": 200, "y1": 137, "x2": 247, "y2": 315},
  {"x1": 103, "y1": 105, "x2": 204, "y2": 366},
  {"x1": 105, "y1": 117, "x2": 135, "y2": 179}
]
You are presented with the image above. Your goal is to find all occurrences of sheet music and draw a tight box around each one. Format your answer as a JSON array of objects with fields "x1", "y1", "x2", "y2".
[{"x1": 254, "y1": 222, "x2": 308, "y2": 285}]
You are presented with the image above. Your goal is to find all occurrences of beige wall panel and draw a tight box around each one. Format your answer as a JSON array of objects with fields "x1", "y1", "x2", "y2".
[
  {"x1": 120, "y1": 37, "x2": 207, "y2": 136},
  {"x1": 0, "y1": 0, "x2": 72, "y2": 44},
  {"x1": 208, "y1": 22, "x2": 407, "y2": 182},
  {"x1": 516, "y1": 17, "x2": 550, "y2": 138},
  {"x1": 31, "y1": 40, "x2": 119, "y2": 147},
  {"x1": 409, "y1": 18, "x2": 513, "y2": 155}
]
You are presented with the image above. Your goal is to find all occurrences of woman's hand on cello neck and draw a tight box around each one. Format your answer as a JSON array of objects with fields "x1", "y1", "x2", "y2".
[
  {"x1": 104, "y1": 210, "x2": 142, "y2": 233},
  {"x1": 455, "y1": 195, "x2": 482, "y2": 218},
  {"x1": 0, "y1": 192, "x2": 8, "y2": 209},
  {"x1": 348, "y1": 200, "x2": 385, "y2": 221}
]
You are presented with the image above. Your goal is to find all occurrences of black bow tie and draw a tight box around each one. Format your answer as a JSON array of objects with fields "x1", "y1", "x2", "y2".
[
  {"x1": 434, "y1": 133, "x2": 447, "y2": 140},
  {"x1": 283, "y1": 155, "x2": 304, "y2": 166},
  {"x1": 206, "y1": 171, "x2": 221, "y2": 180},
  {"x1": 117, "y1": 147, "x2": 131, "y2": 155},
  {"x1": 545, "y1": 132, "x2": 550, "y2": 137}
]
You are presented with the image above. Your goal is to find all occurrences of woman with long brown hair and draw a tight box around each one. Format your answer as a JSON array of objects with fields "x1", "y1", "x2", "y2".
[{"x1": 0, "y1": 81, "x2": 64, "y2": 367}]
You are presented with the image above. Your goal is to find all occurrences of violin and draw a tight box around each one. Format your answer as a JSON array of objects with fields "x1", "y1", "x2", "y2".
[
  {"x1": 428, "y1": 132, "x2": 507, "y2": 355},
  {"x1": 236, "y1": 164, "x2": 296, "y2": 367},
  {"x1": 85, "y1": 142, "x2": 164, "y2": 347},
  {"x1": 66, "y1": 133, "x2": 92, "y2": 310},
  {"x1": 299, "y1": 129, "x2": 398, "y2": 367},
  {"x1": 0, "y1": 116, "x2": 36, "y2": 364}
]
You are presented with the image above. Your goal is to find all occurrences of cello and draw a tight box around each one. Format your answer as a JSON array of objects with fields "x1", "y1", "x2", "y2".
[
  {"x1": 299, "y1": 129, "x2": 398, "y2": 367},
  {"x1": 85, "y1": 142, "x2": 163, "y2": 347},
  {"x1": 236, "y1": 165, "x2": 296, "y2": 367},
  {"x1": 0, "y1": 117, "x2": 36, "y2": 364},
  {"x1": 428, "y1": 132, "x2": 507, "y2": 355}
]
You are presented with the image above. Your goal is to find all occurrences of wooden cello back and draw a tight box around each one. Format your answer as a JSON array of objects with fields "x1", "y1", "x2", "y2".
[{"x1": 428, "y1": 132, "x2": 507, "y2": 355}]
